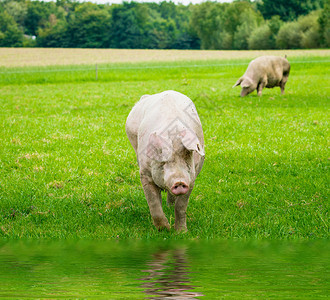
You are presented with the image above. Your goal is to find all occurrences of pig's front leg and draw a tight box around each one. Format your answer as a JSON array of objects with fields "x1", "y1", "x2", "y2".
[
  {"x1": 167, "y1": 193, "x2": 176, "y2": 206},
  {"x1": 257, "y1": 82, "x2": 265, "y2": 96},
  {"x1": 257, "y1": 77, "x2": 268, "y2": 96},
  {"x1": 174, "y1": 189, "x2": 192, "y2": 232},
  {"x1": 140, "y1": 175, "x2": 170, "y2": 230}
]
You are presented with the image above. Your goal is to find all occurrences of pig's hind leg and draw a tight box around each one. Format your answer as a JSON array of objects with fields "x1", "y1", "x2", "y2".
[
  {"x1": 141, "y1": 175, "x2": 170, "y2": 230},
  {"x1": 280, "y1": 77, "x2": 288, "y2": 95}
]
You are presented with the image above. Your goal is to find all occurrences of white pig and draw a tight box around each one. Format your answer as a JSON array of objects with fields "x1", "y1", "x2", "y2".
[
  {"x1": 233, "y1": 56, "x2": 290, "y2": 97},
  {"x1": 125, "y1": 90, "x2": 205, "y2": 232}
]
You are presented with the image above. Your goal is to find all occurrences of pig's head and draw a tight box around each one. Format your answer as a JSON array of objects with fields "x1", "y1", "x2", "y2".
[
  {"x1": 233, "y1": 77, "x2": 256, "y2": 97},
  {"x1": 146, "y1": 130, "x2": 204, "y2": 196}
]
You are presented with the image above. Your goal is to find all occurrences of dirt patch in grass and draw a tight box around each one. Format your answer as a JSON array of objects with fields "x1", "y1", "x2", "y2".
[{"x1": 1, "y1": 48, "x2": 329, "y2": 67}]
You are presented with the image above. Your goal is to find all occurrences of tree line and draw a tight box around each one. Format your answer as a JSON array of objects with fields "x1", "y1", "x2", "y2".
[{"x1": 0, "y1": 0, "x2": 329, "y2": 49}]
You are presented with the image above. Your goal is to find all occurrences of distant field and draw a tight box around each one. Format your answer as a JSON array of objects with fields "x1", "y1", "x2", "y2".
[
  {"x1": 1, "y1": 48, "x2": 330, "y2": 67},
  {"x1": 0, "y1": 50, "x2": 329, "y2": 239}
]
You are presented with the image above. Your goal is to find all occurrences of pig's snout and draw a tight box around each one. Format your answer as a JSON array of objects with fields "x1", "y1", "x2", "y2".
[{"x1": 171, "y1": 181, "x2": 189, "y2": 195}]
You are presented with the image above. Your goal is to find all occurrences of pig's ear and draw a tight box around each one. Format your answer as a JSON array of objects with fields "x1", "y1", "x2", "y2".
[
  {"x1": 241, "y1": 78, "x2": 252, "y2": 88},
  {"x1": 233, "y1": 77, "x2": 243, "y2": 88},
  {"x1": 147, "y1": 133, "x2": 172, "y2": 162},
  {"x1": 181, "y1": 130, "x2": 205, "y2": 157},
  {"x1": 140, "y1": 94, "x2": 150, "y2": 100}
]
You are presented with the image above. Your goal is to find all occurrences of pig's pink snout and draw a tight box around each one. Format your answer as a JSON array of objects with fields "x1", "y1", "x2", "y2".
[{"x1": 171, "y1": 182, "x2": 189, "y2": 195}]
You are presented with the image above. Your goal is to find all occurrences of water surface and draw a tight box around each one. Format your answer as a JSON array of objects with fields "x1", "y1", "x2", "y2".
[{"x1": 0, "y1": 240, "x2": 328, "y2": 298}]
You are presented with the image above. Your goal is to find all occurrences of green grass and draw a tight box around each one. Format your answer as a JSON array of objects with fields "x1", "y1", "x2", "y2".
[{"x1": 0, "y1": 55, "x2": 329, "y2": 239}]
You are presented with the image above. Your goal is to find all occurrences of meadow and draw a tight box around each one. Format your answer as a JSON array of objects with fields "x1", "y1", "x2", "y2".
[{"x1": 0, "y1": 49, "x2": 329, "y2": 239}]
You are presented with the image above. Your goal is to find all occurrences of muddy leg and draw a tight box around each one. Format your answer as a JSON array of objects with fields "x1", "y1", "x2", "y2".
[
  {"x1": 257, "y1": 82, "x2": 265, "y2": 96},
  {"x1": 167, "y1": 193, "x2": 176, "y2": 207},
  {"x1": 140, "y1": 175, "x2": 170, "y2": 230},
  {"x1": 174, "y1": 189, "x2": 192, "y2": 232},
  {"x1": 280, "y1": 80, "x2": 287, "y2": 95}
]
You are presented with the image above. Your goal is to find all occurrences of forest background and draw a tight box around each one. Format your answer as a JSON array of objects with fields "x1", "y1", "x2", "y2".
[{"x1": 0, "y1": 0, "x2": 329, "y2": 50}]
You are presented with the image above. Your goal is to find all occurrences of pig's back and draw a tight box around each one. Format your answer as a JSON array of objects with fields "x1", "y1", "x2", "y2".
[
  {"x1": 140, "y1": 90, "x2": 201, "y2": 132},
  {"x1": 248, "y1": 56, "x2": 288, "y2": 74}
]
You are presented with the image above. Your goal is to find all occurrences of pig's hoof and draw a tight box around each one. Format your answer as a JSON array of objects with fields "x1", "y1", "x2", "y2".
[
  {"x1": 153, "y1": 217, "x2": 170, "y2": 231},
  {"x1": 175, "y1": 224, "x2": 188, "y2": 233},
  {"x1": 156, "y1": 223, "x2": 170, "y2": 231}
]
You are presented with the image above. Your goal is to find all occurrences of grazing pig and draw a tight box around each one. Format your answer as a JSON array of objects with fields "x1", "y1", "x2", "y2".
[
  {"x1": 233, "y1": 56, "x2": 290, "y2": 97},
  {"x1": 125, "y1": 90, "x2": 205, "y2": 232}
]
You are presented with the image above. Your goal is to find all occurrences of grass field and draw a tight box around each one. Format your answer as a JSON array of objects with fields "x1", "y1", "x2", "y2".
[{"x1": 0, "y1": 49, "x2": 329, "y2": 239}]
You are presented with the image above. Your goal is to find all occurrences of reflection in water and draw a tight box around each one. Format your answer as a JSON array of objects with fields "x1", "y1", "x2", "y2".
[
  {"x1": 140, "y1": 247, "x2": 203, "y2": 299},
  {"x1": 1, "y1": 240, "x2": 328, "y2": 298}
]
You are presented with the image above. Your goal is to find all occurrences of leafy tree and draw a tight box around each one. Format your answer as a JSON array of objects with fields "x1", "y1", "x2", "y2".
[
  {"x1": 0, "y1": 0, "x2": 326, "y2": 49},
  {"x1": 172, "y1": 30, "x2": 200, "y2": 49},
  {"x1": 298, "y1": 10, "x2": 321, "y2": 48},
  {"x1": 248, "y1": 15, "x2": 283, "y2": 50},
  {"x1": 136, "y1": 6, "x2": 173, "y2": 49},
  {"x1": 25, "y1": 1, "x2": 65, "y2": 36},
  {"x1": 37, "y1": 18, "x2": 70, "y2": 47},
  {"x1": 221, "y1": 32, "x2": 233, "y2": 50},
  {"x1": 222, "y1": 1, "x2": 256, "y2": 35},
  {"x1": 318, "y1": 1, "x2": 330, "y2": 47},
  {"x1": 68, "y1": 3, "x2": 111, "y2": 48},
  {"x1": 191, "y1": 1, "x2": 264, "y2": 50},
  {"x1": 268, "y1": 15, "x2": 283, "y2": 35},
  {"x1": 158, "y1": 1, "x2": 177, "y2": 20},
  {"x1": 4, "y1": 0, "x2": 27, "y2": 29},
  {"x1": 0, "y1": 11, "x2": 23, "y2": 46},
  {"x1": 276, "y1": 21, "x2": 302, "y2": 48},
  {"x1": 276, "y1": 10, "x2": 322, "y2": 49},
  {"x1": 157, "y1": 2, "x2": 199, "y2": 49},
  {"x1": 233, "y1": 11, "x2": 261, "y2": 50},
  {"x1": 258, "y1": 0, "x2": 324, "y2": 21},
  {"x1": 248, "y1": 24, "x2": 273, "y2": 49},
  {"x1": 190, "y1": 2, "x2": 225, "y2": 49},
  {"x1": 267, "y1": 15, "x2": 283, "y2": 48},
  {"x1": 143, "y1": 10, "x2": 174, "y2": 49},
  {"x1": 110, "y1": 3, "x2": 145, "y2": 48}
]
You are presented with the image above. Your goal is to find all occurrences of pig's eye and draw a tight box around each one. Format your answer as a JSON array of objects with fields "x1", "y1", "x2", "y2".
[
  {"x1": 197, "y1": 144, "x2": 200, "y2": 151},
  {"x1": 183, "y1": 148, "x2": 193, "y2": 158}
]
